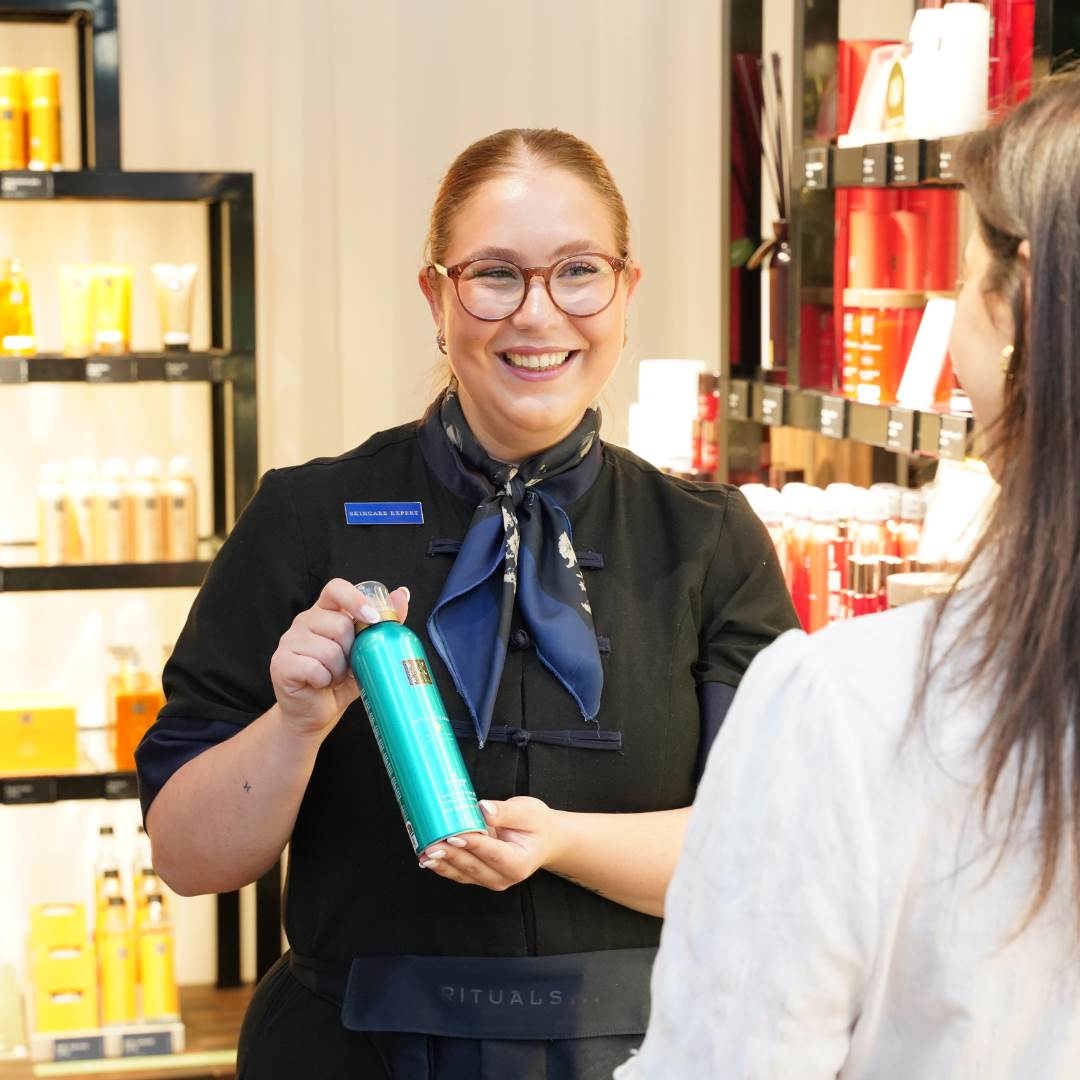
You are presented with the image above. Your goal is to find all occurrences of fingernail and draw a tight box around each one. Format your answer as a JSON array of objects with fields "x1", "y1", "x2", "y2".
[
  {"x1": 426, "y1": 848, "x2": 446, "y2": 859},
  {"x1": 446, "y1": 836, "x2": 467, "y2": 848},
  {"x1": 360, "y1": 604, "x2": 380, "y2": 623},
  {"x1": 480, "y1": 800, "x2": 497, "y2": 819},
  {"x1": 419, "y1": 859, "x2": 434, "y2": 870},
  {"x1": 399, "y1": 586, "x2": 411, "y2": 602}
]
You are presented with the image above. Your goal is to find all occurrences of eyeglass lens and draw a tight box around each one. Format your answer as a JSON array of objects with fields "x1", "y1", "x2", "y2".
[{"x1": 456, "y1": 255, "x2": 617, "y2": 319}]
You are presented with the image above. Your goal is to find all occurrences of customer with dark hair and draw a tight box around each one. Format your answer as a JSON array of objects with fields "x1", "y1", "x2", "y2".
[{"x1": 618, "y1": 72, "x2": 1080, "y2": 1079}]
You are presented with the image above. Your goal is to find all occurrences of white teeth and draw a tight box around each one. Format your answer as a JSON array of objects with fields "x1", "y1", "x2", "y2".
[{"x1": 503, "y1": 351, "x2": 571, "y2": 370}]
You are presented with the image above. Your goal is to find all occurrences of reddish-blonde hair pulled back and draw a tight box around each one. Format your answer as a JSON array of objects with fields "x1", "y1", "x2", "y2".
[{"x1": 425, "y1": 128, "x2": 631, "y2": 267}]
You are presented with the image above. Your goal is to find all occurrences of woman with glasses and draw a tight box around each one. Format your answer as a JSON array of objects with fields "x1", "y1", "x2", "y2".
[
  {"x1": 136, "y1": 127, "x2": 796, "y2": 1078},
  {"x1": 618, "y1": 73, "x2": 1080, "y2": 1080}
]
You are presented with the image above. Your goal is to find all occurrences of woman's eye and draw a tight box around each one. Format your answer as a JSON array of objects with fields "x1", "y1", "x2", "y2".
[
  {"x1": 470, "y1": 265, "x2": 518, "y2": 281},
  {"x1": 559, "y1": 261, "x2": 598, "y2": 278}
]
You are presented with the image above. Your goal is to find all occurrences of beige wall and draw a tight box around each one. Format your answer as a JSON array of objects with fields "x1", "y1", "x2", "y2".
[{"x1": 119, "y1": 0, "x2": 724, "y2": 469}]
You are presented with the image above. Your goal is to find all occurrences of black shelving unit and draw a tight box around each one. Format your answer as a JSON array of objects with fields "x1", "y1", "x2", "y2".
[
  {"x1": 0, "y1": 0, "x2": 265, "y2": 991},
  {"x1": 723, "y1": 0, "x2": 1080, "y2": 465}
]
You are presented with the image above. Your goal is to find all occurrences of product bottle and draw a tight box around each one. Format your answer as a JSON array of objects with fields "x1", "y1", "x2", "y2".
[
  {"x1": 349, "y1": 581, "x2": 487, "y2": 855},
  {"x1": 129, "y1": 457, "x2": 165, "y2": 562},
  {"x1": 36, "y1": 462, "x2": 70, "y2": 565},
  {"x1": 853, "y1": 489, "x2": 890, "y2": 560},
  {"x1": 138, "y1": 893, "x2": 179, "y2": 1021},
  {"x1": 94, "y1": 824, "x2": 124, "y2": 934},
  {"x1": 0, "y1": 69, "x2": 25, "y2": 170},
  {"x1": 781, "y1": 485, "x2": 816, "y2": 630},
  {"x1": 0, "y1": 257, "x2": 35, "y2": 356},
  {"x1": 108, "y1": 646, "x2": 165, "y2": 771},
  {"x1": 848, "y1": 556, "x2": 883, "y2": 618},
  {"x1": 99, "y1": 895, "x2": 136, "y2": 1025},
  {"x1": 870, "y1": 483, "x2": 905, "y2": 558},
  {"x1": 68, "y1": 457, "x2": 98, "y2": 563},
  {"x1": 898, "y1": 489, "x2": 926, "y2": 564},
  {"x1": 91, "y1": 265, "x2": 133, "y2": 355},
  {"x1": 94, "y1": 457, "x2": 132, "y2": 563},
  {"x1": 163, "y1": 456, "x2": 198, "y2": 561},
  {"x1": 806, "y1": 494, "x2": 842, "y2": 633},
  {"x1": 24, "y1": 68, "x2": 61, "y2": 171}
]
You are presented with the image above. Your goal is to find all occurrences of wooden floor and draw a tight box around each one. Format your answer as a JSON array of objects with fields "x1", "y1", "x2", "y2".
[{"x1": 0, "y1": 985, "x2": 254, "y2": 1080}]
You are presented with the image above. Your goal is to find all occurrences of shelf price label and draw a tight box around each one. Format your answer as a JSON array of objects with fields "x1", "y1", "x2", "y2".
[
  {"x1": 104, "y1": 773, "x2": 139, "y2": 800},
  {"x1": 85, "y1": 357, "x2": 137, "y2": 383},
  {"x1": 938, "y1": 415, "x2": 969, "y2": 460},
  {"x1": 759, "y1": 385, "x2": 785, "y2": 427},
  {"x1": 886, "y1": 407, "x2": 916, "y2": 454},
  {"x1": 889, "y1": 141, "x2": 922, "y2": 185},
  {"x1": 802, "y1": 147, "x2": 829, "y2": 190},
  {"x1": 1, "y1": 776, "x2": 57, "y2": 804},
  {"x1": 819, "y1": 395, "x2": 847, "y2": 439},
  {"x1": 727, "y1": 380, "x2": 750, "y2": 420},
  {"x1": 0, "y1": 172, "x2": 55, "y2": 199},
  {"x1": 0, "y1": 357, "x2": 29, "y2": 384},
  {"x1": 861, "y1": 144, "x2": 888, "y2": 186}
]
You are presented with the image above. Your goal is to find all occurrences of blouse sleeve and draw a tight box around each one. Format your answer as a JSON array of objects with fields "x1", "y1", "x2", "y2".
[
  {"x1": 617, "y1": 630, "x2": 879, "y2": 1079},
  {"x1": 135, "y1": 468, "x2": 313, "y2": 818}
]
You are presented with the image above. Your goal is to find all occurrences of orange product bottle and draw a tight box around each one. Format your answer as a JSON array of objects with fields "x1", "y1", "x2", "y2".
[
  {"x1": 0, "y1": 69, "x2": 25, "y2": 170},
  {"x1": 0, "y1": 257, "x2": 35, "y2": 356},
  {"x1": 781, "y1": 485, "x2": 817, "y2": 630},
  {"x1": 870, "y1": 483, "x2": 904, "y2": 558},
  {"x1": 24, "y1": 68, "x2": 61, "y2": 171},
  {"x1": 806, "y1": 494, "x2": 842, "y2": 633},
  {"x1": 108, "y1": 647, "x2": 165, "y2": 771}
]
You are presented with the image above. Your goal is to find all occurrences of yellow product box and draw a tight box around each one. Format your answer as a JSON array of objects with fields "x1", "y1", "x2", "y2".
[
  {"x1": 32, "y1": 985, "x2": 98, "y2": 1034},
  {"x1": 31, "y1": 944, "x2": 96, "y2": 995},
  {"x1": 0, "y1": 695, "x2": 77, "y2": 773},
  {"x1": 29, "y1": 904, "x2": 87, "y2": 951}
]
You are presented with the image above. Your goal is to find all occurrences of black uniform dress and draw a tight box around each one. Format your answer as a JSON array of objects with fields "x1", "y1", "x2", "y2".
[{"x1": 136, "y1": 408, "x2": 797, "y2": 1080}]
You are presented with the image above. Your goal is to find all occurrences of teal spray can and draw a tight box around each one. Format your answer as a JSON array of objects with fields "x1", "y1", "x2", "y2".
[{"x1": 349, "y1": 581, "x2": 487, "y2": 854}]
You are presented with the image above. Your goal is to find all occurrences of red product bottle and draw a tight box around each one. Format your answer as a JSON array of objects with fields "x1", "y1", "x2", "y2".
[
  {"x1": 807, "y1": 495, "x2": 842, "y2": 633},
  {"x1": 870, "y1": 483, "x2": 904, "y2": 558},
  {"x1": 781, "y1": 485, "x2": 816, "y2": 630},
  {"x1": 898, "y1": 489, "x2": 926, "y2": 565},
  {"x1": 848, "y1": 556, "x2": 883, "y2": 618},
  {"x1": 853, "y1": 489, "x2": 890, "y2": 560}
]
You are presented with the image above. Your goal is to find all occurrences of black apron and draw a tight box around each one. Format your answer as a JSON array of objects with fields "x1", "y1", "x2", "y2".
[{"x1": 237, "y1": 948, "x2": 653, "y2": 1079}]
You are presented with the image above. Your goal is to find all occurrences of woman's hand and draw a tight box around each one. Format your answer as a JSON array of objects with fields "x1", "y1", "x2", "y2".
[
  {"x1": 419, "y1": 797, "x2": 564, "y2": 891},
  {"x1": 269, "y1": 578, "x2": 409, "y2": 740}
]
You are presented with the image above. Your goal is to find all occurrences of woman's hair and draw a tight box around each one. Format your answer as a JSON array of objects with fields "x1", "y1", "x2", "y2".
[
  {"x1": 425, "y1": 128, "x2": 631, "y2": 267},
  {"x1": 921, "y1": 70, "x2": 1080, "y2": 930}
]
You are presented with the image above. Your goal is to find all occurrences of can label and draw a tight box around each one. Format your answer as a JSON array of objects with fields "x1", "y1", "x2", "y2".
[{"x1": 402, "y1": 658, "x2": 433, "y2": 686}]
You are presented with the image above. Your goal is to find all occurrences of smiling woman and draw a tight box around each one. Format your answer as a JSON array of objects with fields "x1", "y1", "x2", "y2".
[{"x1": 135, "y1": 126, "x2": 798, "y2": 1079}]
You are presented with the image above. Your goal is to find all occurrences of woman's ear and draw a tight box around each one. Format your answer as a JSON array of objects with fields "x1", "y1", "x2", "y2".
[
  {"x1": 624, "y1": 261, "x2": 644, "y2": 307},
  {"x1": 418, "y1": 266, "x2": 443, "y2": 326}
]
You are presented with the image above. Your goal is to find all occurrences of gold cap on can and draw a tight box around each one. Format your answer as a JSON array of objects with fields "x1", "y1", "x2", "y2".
[{"x1": 354, "y1": 580, "x2": 400, "y2": 625}]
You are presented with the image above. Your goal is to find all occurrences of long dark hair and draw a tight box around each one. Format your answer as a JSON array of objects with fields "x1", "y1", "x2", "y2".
[{"x1": 921, "y1": 71, "x2": 1080, "y2": 929}]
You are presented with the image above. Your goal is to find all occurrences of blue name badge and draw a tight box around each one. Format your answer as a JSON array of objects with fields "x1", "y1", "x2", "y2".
[{"x1": 344, "y1": 501, "x2": 424, "y2": 526}]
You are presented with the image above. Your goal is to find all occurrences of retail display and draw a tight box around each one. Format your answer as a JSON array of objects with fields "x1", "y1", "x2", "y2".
[
  {"x1": 742, "y1": 480, "x2": 935, "y2": 632},
  {"x1": 0, "y1": 66, "x2": 62, "y2": 171},
  {"x1": 0, "y1": 695, "x2": 77, "y2": 773},
  {"x1": 151, "y1": 263, "x2": 197, "y2": 350},
  {"x1": 0, "y1": 257, "x2": 35, "y2": 355},
  {"x1": 349, "y1": 580, "x2": 488, "y2": 855},
  {"x1": 34, "y1": 456, "x2": 200, "y2": 566}
]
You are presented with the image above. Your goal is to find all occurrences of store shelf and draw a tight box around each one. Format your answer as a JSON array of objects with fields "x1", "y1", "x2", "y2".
[
  {"x1": 0, "y1": 352, "x2": 254, "y2": 386},
  {"x1": 727, "y1": 378, "x2": 975, "y2": 459},
  {"x1": 0, "y1": 770, "x2": 138, "y2": 805},
  {"x1": 0, "y1": 170, "x2": 252, "y2": 203},
  {"x1": 798, "y1": 135, "x2": 966, "y2": 190},
  {"x1": 0, "y1": 542, "x2": 219, "y2": 592},
  {"x1": 3, "y1": 983, "x2": 252, "y2": 1078}
]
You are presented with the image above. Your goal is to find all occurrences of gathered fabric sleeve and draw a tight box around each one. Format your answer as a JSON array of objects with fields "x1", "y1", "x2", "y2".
[
  {"x1": 135, "y1": 469, "x2": 313, "y2": 818},
  {"x1": 693, "y1": 488, "x2": 800, "y2": 777},
  {"x1": 618, "y1": 629, "x2": 879, "y2": 1079}
]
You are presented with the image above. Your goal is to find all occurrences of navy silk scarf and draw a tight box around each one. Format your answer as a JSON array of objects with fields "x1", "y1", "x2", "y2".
[{"x1": 425, "y1": 390, "x2": 604, "y2": 747}]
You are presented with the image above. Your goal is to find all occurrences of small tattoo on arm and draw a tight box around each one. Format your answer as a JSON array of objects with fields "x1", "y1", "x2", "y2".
[{"x1": 243, "y1": 781, "x2": 252, "y2": 793}]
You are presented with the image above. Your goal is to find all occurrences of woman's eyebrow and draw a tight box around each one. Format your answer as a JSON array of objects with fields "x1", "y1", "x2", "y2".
[{"x1": 459, "y1": 240, "x2": 602, "y2": 263}]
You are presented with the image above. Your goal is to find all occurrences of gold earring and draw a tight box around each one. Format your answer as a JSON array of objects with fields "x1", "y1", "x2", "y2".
[
  {"x1": 1000, "y1": 343, "x2": 1015, "y2": 377},
  {"x1": 436, "y1": 330, "x2": 447, "y2": 355}
]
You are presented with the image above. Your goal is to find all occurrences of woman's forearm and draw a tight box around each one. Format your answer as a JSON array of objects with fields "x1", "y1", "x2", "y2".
[
  {"x1": 145, "y1": 704, "x2": 323, "y2": 896},
  {"x1": 545, "y1": 807, "x2": 692, "y2": 917}
]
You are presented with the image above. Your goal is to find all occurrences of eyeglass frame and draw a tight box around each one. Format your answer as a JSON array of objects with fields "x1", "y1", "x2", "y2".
[{"x1": 430, "y1": 252, "x2": 629, "y2": 321}]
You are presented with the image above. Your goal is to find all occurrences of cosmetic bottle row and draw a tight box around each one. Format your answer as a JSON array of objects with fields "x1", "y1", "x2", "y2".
[
  {"x1": 741, "y1": 481, "x2": 937, "y2": 633},
  {"x1": 26, "y1": 825, "x2": 178, "y2": 1038},
  {"x1": 0, "y1": 67, "x2": 62, "y2": 172},
  {"x1": 36, "y1": 456, "x2": 199, "y2": 566},
  {"x1": 0, "y1": 260, "x2": 198, "y2": 357}
]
